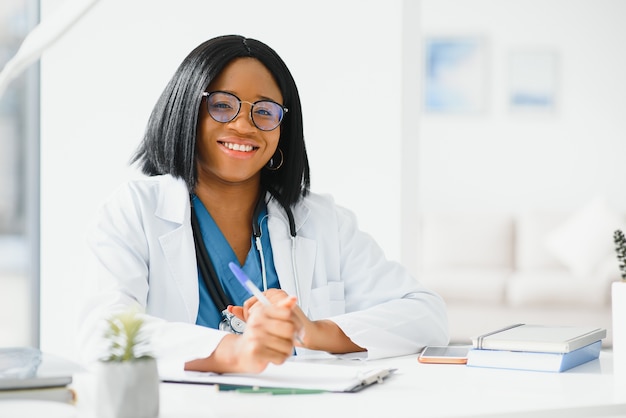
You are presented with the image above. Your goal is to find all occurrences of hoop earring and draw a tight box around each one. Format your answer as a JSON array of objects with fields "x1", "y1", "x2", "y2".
[{"x1": 266, "y1": 148, "x2": 284, "y2": 171}]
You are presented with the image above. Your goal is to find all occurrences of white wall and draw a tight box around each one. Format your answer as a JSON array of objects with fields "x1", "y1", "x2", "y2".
[
  {"x1": 397, "y1": 0, "x2": 626, "y2": 274},
  {"x1": 40, "y1": 0, "x2": 626, "y2": 358},
  {"x1": 417, "y1": 0, "x2": 626, "y2": 213},
  {"x1": 40, "y1": 0, "x2": 404, "y2": 357}
]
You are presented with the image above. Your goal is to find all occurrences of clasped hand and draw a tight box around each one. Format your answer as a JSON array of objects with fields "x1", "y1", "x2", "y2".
[
  {"x1": 185, "y1": 289, "x2": 364, "y2": 374},
  {"x1": 226, "y1": 289, "x2": 308, "y2": 364},
  {"x1": 185, "y1": 289, "x2": 309, "y2": 374}
]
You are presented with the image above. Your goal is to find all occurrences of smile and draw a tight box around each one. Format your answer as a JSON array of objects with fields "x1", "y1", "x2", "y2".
[{"x1": 220, "y1": 141, "x2": 258, "y2": 152}]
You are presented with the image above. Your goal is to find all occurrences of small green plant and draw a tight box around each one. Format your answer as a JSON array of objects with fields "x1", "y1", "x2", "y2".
[
  {"x1": 614, "y1": 229, "x2": 626, "y2": 281},
  {"x1": 102, "y1": 310, "x2": 153, "y2": 362}
]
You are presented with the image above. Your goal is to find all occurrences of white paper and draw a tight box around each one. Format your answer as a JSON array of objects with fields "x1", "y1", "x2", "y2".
[{"x1": 161, "y1": 359, "x2": 394, "y2": 392}]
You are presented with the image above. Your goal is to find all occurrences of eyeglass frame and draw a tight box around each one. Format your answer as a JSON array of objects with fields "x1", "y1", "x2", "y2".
[{"x1": 201, "y1": 91, "x2": 288, "y2": 131}]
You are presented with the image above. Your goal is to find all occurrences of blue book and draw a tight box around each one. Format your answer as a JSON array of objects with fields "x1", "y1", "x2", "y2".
[{"x1": 466, "y1": 340, "x2": 602, "y2": 372}]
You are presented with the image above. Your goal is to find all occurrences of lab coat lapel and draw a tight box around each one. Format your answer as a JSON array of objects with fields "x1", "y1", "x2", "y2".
[
  {"x1": 158, "y1": 225, "x2": 198, "y2": 322},
  {"x1": 267, "y1": 200, "x2": 316, "y2": 314},
  {"x1": 156, "y1": 176, "x2": 199, "y2": 322},
  {"x1": 272, "y1": 235, "x2": 316, "y2": 314}
]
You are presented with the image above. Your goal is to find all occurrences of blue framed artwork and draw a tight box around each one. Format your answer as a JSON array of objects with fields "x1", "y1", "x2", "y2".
[
  {"x1": 424, "y1": 37, "x2": 487, "y2": 113},
  {"x1": 509, "y1": 50, "x2": 558, "y2": 113}
]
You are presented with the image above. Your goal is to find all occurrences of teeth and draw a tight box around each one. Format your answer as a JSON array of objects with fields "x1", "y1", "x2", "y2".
[{"x1": 223, "y1": 142, "x2": 254, "y2": 152}]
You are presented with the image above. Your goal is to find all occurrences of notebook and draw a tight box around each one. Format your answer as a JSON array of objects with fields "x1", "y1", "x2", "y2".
[
  {"x1": 0, "y1": 386, "x2": 76, "y2": 403},
  {"x1": 471, "y1": 324, "x2": 607, "y2": 353},
  {"x1": 467, "y1": 340, "x2": 602, "y2": 372},
  {"x1": 0, "y1": 347, "x2": 81, "y2": 391},
  {"x1": 162, "y1": 359, "x2": 396, "y2": 393}
]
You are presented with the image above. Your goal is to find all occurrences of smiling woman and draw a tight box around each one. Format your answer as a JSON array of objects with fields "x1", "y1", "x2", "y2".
[{"x1": 76, "y1": 34, "x2": 449, "y2": 375}]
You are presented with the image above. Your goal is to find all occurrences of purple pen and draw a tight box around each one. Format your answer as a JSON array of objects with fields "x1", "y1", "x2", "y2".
[{"x1": 228, "y1": 262, "x2": 272, "y2": 306}]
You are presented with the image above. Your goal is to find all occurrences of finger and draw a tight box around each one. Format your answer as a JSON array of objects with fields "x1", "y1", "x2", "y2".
[
  {"x1": 265, "y1": 317, "x2": 299, "y2": 341},
  {"x1": 232, "y1": 335, "x2": 291, "y2": 373},
  {"x1": 245, "y1": 340, "x2": 293, "y2": 367},
  {"x1": 242, "y1": 296, "x2": 260, "y2": 317},
  {"x1": 264, "y1": 289, "x2": 289, "y2": 303},
  {"x1": 245, "y1": 293, "x2": 294, "y2": 317},
  {"x1": 242, "y1": 319, "x2": 297, "y2": 360},
  {"x1": 243, "y1": 296, "x2": 258, "y2": 310},
  {"x1": 227, "y1": 305, "x2": 245, "y2": 320},
  {"x1": 276, "y1": 295, "x2": 298, "y2": 309},
  {"x1": 272, "y1": 296, "x2": 304, "y2": 345}
]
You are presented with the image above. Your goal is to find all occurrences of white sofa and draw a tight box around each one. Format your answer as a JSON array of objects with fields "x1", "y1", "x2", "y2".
[{"x1": 417, "y1": 198, "x2": 623, "y2": 346}]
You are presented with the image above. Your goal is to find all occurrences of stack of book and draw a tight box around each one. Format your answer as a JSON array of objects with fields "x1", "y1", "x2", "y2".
[
  {"x1": 466, "y1": 324, "x2": 607, "y2": 372},
  {"x1": 0, "y1": 347, "x2": 80, "y2": 403}
]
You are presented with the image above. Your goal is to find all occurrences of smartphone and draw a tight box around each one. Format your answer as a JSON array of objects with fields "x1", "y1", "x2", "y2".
[{"x1": 417, "y1": 345, "x2": 470, "y2": 364}]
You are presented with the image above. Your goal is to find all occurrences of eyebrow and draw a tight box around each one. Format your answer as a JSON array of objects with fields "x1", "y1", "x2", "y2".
[
  {"x1": 219, "y1": 90, "x2": 283, "y2": 104},
  {"x1": 258, "y1": 95, "x2": 282, "y2": 104}
]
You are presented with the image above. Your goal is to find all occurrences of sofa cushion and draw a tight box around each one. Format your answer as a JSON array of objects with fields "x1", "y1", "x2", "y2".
[
  {"x1": 506, "y1": 270, "x2": 609, "y2": 308},
  {"x1": 419, "y1": 268, "x2": 510, "y2": 304},
  {"x1": 545, "y1": 197, "x2": 625, "y2": 279},
  {"x1": 420, "y1": 213, "x2": 513, "y2": 269},
  {"x1": 515, "y1": 211, "x2": 567, "y2": 270}
]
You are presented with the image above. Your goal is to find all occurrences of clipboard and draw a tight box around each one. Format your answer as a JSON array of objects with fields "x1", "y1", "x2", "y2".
[{"x1": 161, "y1": 360, "x2": 396, "y2": 393}]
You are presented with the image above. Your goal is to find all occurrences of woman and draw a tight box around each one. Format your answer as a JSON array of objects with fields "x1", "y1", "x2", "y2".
[{"x1": 77, "y1": 35, "x2": 448, "y2": 373}]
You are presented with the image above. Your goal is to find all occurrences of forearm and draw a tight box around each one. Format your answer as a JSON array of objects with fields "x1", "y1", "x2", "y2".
[{"x1": 302, "y1": 319, "x2": 366, "y2": 354}]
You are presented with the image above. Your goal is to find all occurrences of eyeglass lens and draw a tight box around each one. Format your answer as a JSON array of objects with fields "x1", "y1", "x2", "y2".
[{"x1": 205, "y1": 91, "x2": 285, "y2": 131}]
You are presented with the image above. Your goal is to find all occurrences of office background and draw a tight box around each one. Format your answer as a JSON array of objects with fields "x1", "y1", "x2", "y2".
[{"x1": 1, "y1": 0, "x2": 625, "y2": 359}]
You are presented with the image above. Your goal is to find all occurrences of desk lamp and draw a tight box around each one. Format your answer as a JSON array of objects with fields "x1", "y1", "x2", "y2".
[{"x1": 0, "y1": 0, "x2": 101, "y2": 96}]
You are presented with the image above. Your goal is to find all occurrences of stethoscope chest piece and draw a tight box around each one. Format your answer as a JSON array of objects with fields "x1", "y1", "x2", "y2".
[{"x1": 219, "y1": 309, "x2": 247, "y2": 334}]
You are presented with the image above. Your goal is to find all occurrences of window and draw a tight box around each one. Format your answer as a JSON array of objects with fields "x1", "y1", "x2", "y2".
[{"x1": 0, "y1": 0, "x2": 39, "y2": 347}]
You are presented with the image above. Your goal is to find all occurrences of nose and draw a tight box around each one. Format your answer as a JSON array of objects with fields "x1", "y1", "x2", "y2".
[{"x1": 229, "y1": 102, "x2": 256, "y2": 132}]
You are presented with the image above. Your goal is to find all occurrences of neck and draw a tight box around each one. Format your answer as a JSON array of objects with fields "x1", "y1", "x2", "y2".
[
  {"x1": 193, "y1": 178, "x2": 263, "y2": 265},
  {"x1": 194, "y1": 180, "x2": 261, "y2": 214}
]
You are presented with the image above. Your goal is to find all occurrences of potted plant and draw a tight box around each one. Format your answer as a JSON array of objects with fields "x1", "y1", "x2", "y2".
[
  {"x1": 612, "y1": 230, "x2": 626, "y2": 377},
  {"x1": 96, "y1": 310, "x2": 159, "y2": 418}
]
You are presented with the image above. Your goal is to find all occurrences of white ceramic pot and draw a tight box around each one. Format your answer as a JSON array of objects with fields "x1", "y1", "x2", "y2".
[
  {"x1": 612, "y1": 281, "x2": 626, "y2": 378},
  {"x1": 96, "y1": 358, "x2": 159, "y2": 418}
]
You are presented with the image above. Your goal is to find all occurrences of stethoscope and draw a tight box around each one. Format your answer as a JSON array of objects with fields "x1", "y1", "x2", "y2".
[{"x1": 190, "y1": 190, "x2": 300, "y2": 334}]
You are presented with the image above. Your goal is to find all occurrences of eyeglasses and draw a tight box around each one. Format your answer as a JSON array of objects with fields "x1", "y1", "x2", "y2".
[{"x1": 202, "y1": 91, "x2": 288, "y2": 131}]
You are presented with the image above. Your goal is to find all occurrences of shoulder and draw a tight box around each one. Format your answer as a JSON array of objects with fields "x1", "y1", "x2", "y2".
[
  {"x1": 121, "y1": 174, "x2": 186, "y2": 198},
  {"x1": 99, "y1": 174, "x2": 189, "y2": 224},
  {"x1": 300, "y1": 191, "x2": 335, "y2": 209},
  {"x1": 294, "y1": 192, "x2": 360, "y2": 232},
  {"x1": 300, "y1": 192, "x2": 356, "y2": 219}
]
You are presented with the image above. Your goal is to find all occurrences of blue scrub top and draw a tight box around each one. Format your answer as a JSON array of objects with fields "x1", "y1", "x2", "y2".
[{"x1": 192, "y1": 195, "x2": 280, "y2": 329}]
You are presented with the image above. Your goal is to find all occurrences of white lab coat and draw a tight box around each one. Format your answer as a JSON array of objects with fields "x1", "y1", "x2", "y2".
[{"x1": 77, "y1": 174, "x2": 448, "y2": 370}]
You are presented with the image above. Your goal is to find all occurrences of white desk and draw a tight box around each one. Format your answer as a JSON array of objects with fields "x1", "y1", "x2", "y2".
[{"x1": 1, "y1": 350, "x2": 625, "y2": 418}]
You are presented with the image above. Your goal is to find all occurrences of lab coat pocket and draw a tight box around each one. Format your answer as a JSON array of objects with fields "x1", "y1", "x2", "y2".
[{"x1": 308, "y1": 282, "x2": 345, "y2": 319}]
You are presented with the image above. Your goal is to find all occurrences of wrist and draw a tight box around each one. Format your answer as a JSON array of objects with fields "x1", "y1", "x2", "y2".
[
  {"x1": 184, "y1": 333, "x2": 241, "y2": 373},
  {"x1": 300, "y1": 319, "x2": 329, "y2": 351}
]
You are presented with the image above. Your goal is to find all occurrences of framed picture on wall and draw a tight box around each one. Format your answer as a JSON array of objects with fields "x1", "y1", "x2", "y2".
[
  {"x1": 508, "y1": 49, "x2": 558, "y2": 113},
  {"x1": 423, "y1": 36, "x2": 487, "y2": 113}
]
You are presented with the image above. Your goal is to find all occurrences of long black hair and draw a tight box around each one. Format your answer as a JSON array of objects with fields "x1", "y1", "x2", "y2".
[{"x1": 131, "y1": 35, "x2": 310, "y2": 208}]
